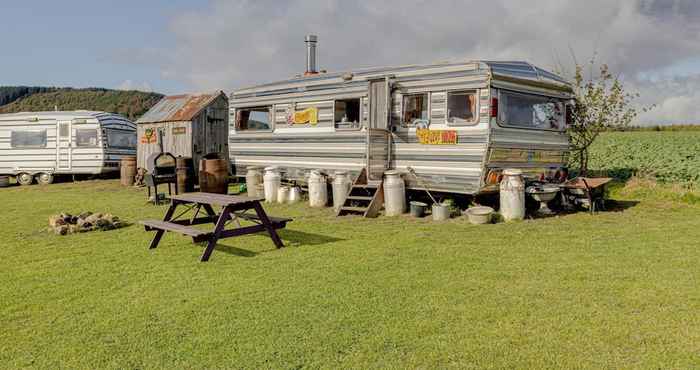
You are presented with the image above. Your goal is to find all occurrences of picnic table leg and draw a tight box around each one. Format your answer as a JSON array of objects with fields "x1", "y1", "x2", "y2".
[
  {"x1": 200, "y1": 206, "x2": 231, "y2": 262},
  {"x1": 253, "y1": 202, "x2": 284, "y2": 249},
  {"x1": 149, "y1": 202, "x2": 178, "y2": 249}
]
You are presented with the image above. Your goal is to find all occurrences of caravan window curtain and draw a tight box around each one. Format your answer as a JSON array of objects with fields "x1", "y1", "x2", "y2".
[
  {"x1": 11, "y1": 130, "x2": 47, "y2": 148},
  {"x1": 76, "y1": 129, "x2": 99, "y2": 147}
]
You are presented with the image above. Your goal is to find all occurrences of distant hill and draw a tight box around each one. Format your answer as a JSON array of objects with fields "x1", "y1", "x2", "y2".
[{"x1": 0, "y1": 87, "x2": 164, "y2": 121}]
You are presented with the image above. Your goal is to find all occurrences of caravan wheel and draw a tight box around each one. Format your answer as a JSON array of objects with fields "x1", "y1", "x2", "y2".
[
  {"x1": 17, "y1": 173, "x2": 34, "y2": 186},
  {"x1": 36, "y1": 173, "x2": 54, "y2": 185}
]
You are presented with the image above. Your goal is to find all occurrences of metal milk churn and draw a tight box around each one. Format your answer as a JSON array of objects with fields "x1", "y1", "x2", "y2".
[
  {"x1": 383, "y1": 170, "x2": 406, "y2": 216},
  {"x1": 308, "y1": 170, "x2": 328, "y2": 208},
  {"x1": 332, "y1": 171, "x2": 352, "y2": 210},
  {"x1": 500, "y1": 168, "x2": 525, "y2": 221},
  {"x1": 245, "y1": 166, "x2": 263, "y2": 197},
  {"x1": 263, "y1": 166, "x2": 281, "y2": 203}
]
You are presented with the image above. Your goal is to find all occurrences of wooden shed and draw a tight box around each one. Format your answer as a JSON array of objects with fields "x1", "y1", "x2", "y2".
[{"x1": 136, "y1": 92, "x2": 228, "y2": 170}]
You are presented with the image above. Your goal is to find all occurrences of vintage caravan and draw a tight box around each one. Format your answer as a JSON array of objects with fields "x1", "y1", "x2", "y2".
[
  {"x1": 136, "y1": 92, "x2": 229, "y2": 171},
  {"x1": 228, "y1": 37, "x2": 573, "y2": 197},
  {"x1": 0, "y1": 111, "x2": 136, "y2": 185}
]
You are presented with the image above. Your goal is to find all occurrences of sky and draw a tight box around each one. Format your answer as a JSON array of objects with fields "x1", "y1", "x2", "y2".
[{"x1": 1, "y1": 0, "x2": 699, "y2": 124}]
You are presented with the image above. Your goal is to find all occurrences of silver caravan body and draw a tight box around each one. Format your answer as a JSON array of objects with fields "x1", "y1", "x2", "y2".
[
  {"x1": 0, "y1": 111, "x2": 136, "y2": 180},
  {"x1": 229, "y1": 61, "x2": 573, "y2": 194}
]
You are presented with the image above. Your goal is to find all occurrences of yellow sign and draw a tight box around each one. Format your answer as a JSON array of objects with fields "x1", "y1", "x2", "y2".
[
  {"x1": 416, "y1": 129, "x2": 458, "y2": 145},
  {"x1": 292, "y1": 107, "x2": 318, "y2": 124},
  {"x1": 141, "y1": 128, "x2": 157, "y2": 144}
]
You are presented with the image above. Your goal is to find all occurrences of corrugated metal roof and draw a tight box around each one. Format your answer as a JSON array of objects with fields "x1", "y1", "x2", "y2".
[{"x1": 136, "y1": 92, "x2": 223, "y2": 124}]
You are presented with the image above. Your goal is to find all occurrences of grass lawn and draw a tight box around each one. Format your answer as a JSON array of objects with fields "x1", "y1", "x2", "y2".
[{"x1": 1, "y1": 180, "x2": 699, "y2": 369}]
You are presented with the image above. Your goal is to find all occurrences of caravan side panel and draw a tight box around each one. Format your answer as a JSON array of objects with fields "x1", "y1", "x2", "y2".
[{"x1": 0, "y1": 120, "x2": 58, "y2": 175}]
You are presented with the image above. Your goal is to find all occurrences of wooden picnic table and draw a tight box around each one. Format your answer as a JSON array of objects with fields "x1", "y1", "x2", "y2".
[{"x1": 140, "y1": 192, "x2": 291, "y2": 262}]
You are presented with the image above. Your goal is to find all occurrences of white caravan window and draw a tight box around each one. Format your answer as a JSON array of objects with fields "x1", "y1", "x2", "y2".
[
  {"x1": 106, "y1": 129, "x2": 136, "y2": 149},
  {"x1": 236, "y1": 107, "x2": 271, "y2": 131},
  {"x1": 334, "y1": 99, "x2": 361, "y2": 129},
  {"x1": 402, "y1": 93, "x2": 429, "y2": 127},
  {"x1": 76, "y1": 129, "x2": 99, "y2": 147},
  {"x1": 498, "y1": 91, "x2": 565, "y2": 130},
  {"x1": 11, "y1": 130, "x2": 47, "y2": 148},
  {"x1": 447, "y1": 90, "x2": 478, "y2": 125}
]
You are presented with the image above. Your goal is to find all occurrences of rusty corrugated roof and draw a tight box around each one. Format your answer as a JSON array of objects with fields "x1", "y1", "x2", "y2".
[{"x1": 136, "y1": 92, "x2": 224, "y2": 123}]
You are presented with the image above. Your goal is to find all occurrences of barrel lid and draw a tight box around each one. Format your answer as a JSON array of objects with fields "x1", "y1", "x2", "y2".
[{"x1": 503, "y1": 168, "x2": 523, "y2": 176}]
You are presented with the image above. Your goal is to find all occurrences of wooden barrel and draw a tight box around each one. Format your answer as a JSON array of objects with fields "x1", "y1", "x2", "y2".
[
  {"x1": 0, "y1": 176, "x2": 10, "y2": 188},
  {"x1": 176, "y1": 157, "x2": 194, "y2": 193},
  {"x1": 120, "y1": 156, "x2": 137, "y2": 186},
  {"x1": 198, "y1": 159, "x2": 229, "y2": 194}
]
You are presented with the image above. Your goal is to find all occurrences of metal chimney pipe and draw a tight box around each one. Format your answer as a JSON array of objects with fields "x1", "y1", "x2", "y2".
[{"x1": 305, "y1": 34, "x2": 318, "y2": 75}]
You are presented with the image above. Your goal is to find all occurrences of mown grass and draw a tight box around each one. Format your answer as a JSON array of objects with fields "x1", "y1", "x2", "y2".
[{"x1": 1, "y1": 180, "x2": 699, "y2": 369}]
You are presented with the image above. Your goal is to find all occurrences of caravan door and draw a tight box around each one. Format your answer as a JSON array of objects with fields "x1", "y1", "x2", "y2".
[
  {"x1": 56, "y1": 120, "x2": 72, "y2": 171},
  {"x1": 367, "y1": 77, "x2": 392, "y2": 182}
]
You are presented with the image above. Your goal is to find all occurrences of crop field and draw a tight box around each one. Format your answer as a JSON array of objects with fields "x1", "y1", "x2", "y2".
[{"x1": 588, "y1": 131, "x2": 700, "y2": 185}]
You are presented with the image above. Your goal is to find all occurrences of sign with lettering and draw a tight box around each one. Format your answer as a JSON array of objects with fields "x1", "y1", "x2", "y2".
[
  {"x1": 141, "y1": 128, "x2": 157, "y2": 144},
  {"x1": 416, "y1": 129, "x2": 458, "y2": 145},
  {"x1": 172, "y1": 127, "x2": 186, "y2": 135}
]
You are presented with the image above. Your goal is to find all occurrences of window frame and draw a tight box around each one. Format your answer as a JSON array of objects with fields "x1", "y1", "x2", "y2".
[
  {"x1": 10, "y1": 129, "x2": 47, "y2": 148},
  {"x1": 445, "y1": 89, "x2": 479, "y2": 126},
  {"x1": 496, "y1": 89, "x2": 567, "y2": 132},
  {"x1": 333, "y1": 98, "x2": 362, "y2": 131},
  {"x1": 401, "y1": 92, "x2": 430, "y2": 128},
  {"x1": 75, "y1": 128, "x2": 100, "y2": 147},
  {"x1": 105, "y1": 128, "x2": 137, "y2": 149},
  {"x1": 234, "y1": 106, "x2": 274, "y2": 133}
]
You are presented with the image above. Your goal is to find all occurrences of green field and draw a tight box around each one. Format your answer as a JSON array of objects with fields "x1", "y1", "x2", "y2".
[
  {"x1": 1, "y1": 180, "x2": 700, "y2": 369},
  {"x1": 589, "y1": 131, "x2": 700, "y2": 185}
]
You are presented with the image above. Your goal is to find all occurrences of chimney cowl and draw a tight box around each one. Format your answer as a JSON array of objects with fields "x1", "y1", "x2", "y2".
[{"x1": 304, "y1": 34, "x2": 318, "y2": 75}]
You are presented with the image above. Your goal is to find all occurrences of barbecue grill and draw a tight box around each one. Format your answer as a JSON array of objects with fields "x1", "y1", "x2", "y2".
[{"x1": 145, "y1": 152, "x2": 178, "y2": 204}]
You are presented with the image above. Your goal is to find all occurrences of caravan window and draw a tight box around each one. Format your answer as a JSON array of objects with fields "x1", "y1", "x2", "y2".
[
  {"x1": 498, "y1": 91, "x2": 565, "y2": 130},
  {"x1": 76, "y1": 129, "x2": 99, "y2": 147},
  {"x1": 11, "y1": 130, "x2": 47, "y2": 148},
  {"x1": 402, "y1": 93, "x2": 429, "y2": 127},
  {"x1": 447, "y1": 90, "x2": 478, "y2": 124},
  {"x1": 236, "y1": 107, "x2": 271, "y2": 131},
  {"x1": 334, "y1": 99, "x2": 361, "y2": 129},
  {"x1": 106, "y1": 129, "x2": 136, "y2": 149}
]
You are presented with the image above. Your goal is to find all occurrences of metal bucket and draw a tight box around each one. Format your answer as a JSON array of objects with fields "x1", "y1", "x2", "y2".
[
  {"x1": 383, "y1": 170, "x2": 406, "y2": 216},
  {"x1": 246, "y1": 166, "x2": 263, "y2": 197},
  {"x1": 500, "y1": 168, "x2": 525, "y2": 221},
  {"x1": 432, "y1": 203, "x2": 450, "y2": 221},
  {"x1": 409, "y1": 201, "x2": 428, "y2": 218},
  {"x1": 263, "y1": 167, "x2": 281, "y2": 203},
  {"x1": 332, "y1": 171, "x2": 352, "y2": 210},
  {"x1": 308, "y1": 170, "x2": 328, "y2": 207},
  {"x1": 466, "y1": 206, "x2": 494, "y2": 225}
]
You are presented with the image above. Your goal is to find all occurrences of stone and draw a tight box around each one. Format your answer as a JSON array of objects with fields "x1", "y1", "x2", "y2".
[
  {"x1": 84, "y1": 213, "x2": 102, "y2": 224},
  {"x1": 49, "y1": 215, "x2": 66, "y2": 228},
  {"x1": 78, "y1": 211, "x2": 93, "y2": 220},
  {"x1": 54, "y1": 225, "x2": 69, "y2": 235}
]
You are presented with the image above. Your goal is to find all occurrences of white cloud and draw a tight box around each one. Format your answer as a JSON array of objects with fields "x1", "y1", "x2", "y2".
[
  {"x1": 154, "y1": 0, "x2": 700, "y2": 124},
  {"x1": 116, "y1": 79, "x2": 153, "y2": 92}
]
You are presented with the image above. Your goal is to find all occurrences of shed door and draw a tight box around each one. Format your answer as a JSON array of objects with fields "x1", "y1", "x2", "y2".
[
  {"x1": 56, "y1": 121, "x2": 72, "y2": 171},
  {"x1": 367, "y1": 78, "x2": 392, "y2": 181}
]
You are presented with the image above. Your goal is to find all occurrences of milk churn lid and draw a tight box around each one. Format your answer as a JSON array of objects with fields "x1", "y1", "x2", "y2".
[
  {"x1": 503, "y1": 168, "x2": 523, "y2": 176},
  {"x1": 264, "y1": 166, "x2": 279, "y2": 172},
  {"x1": 384, "y1": 170, "x2": 400, "y2": 176}
]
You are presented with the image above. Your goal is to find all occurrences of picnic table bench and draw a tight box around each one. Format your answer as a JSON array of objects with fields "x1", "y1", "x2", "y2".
[{"x1": 140, "y1": 192, "x2": 291, "y2": 262}]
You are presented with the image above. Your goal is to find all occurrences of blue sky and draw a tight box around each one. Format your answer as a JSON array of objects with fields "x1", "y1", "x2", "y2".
[
  {"x1": 0, "y1": 0, "x2": 196, "y2": 92},
  {"x1": 1, "y1": 0, "x2": 699, "y2": 124}
]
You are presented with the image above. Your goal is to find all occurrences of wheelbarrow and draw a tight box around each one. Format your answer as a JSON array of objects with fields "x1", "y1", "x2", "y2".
[{"x1": 560, "y1": 177, "x2": 613, "y2": 214}]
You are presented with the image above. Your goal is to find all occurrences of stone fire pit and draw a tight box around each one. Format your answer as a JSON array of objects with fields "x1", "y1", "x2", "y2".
[{"x1": 49, "y1": 212, "x2": 125, "y2": 235}]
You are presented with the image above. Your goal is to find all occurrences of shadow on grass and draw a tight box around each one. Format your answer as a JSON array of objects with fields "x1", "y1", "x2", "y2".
[{"x1": 206, "y1": 229, "x2": 345, "y2": 258}]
